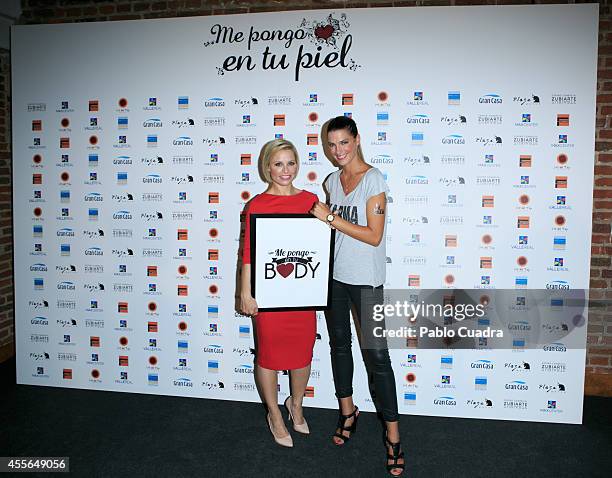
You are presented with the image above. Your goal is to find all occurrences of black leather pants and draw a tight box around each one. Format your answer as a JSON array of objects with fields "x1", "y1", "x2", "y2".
[{"x1": 326, "y1": 279, "x2": 399, "y2": 422}]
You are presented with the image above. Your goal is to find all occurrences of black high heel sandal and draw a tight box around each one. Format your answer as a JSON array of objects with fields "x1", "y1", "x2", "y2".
[
  {"x1": 385, "y1": 434, "x2": 405, "y2": 476},
  {"x1": 333, "y1": 406, "x2": 359, "y2": 445}
]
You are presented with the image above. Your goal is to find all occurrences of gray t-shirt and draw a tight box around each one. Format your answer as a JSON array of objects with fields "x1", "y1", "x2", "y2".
[{"x1": 325, "y1": 167, "x2": 389, "y2": 287}]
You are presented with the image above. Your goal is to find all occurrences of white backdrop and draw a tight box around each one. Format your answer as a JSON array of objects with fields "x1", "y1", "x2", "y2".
[{"x1": 12, "y1": 4, "x2": 597, "y2": 423}]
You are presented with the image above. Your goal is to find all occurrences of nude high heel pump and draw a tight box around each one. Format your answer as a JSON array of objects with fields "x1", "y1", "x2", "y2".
[
  {"x1": 285, "y1": 396, "x2": 310, "y2": 435},
  {"x1": 267, "y1": 413, "x2": 293, "y2": 448}
]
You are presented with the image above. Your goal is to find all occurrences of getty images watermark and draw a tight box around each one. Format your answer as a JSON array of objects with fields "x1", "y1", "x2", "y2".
[
  {"x1": 360, "y1": 289, "x2": 588, "y2": 350},
  {"x1": 373, "y1": 299, "x2": 493, "y2": 339}
]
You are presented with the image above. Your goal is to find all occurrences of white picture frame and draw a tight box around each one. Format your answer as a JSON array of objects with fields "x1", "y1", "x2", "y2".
[{"x1": 250, "y1": 214, "x2": 335, "y2": 311}]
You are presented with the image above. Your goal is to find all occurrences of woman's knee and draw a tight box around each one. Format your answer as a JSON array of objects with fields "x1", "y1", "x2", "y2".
[
  {"x1": 366, "y1": 348, "x2": 392, "y2": 370},
  {"x1": 329, "y1": 336, "x2": 352, "y2": 355},
  {"x1": 326, "y1": 320, "x2": 352, "y2": 350}
]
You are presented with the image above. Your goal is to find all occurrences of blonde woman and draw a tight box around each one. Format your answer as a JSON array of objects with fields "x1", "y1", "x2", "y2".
[{"x1": 241, "y1": 139, "x2": 318, "y2": 447}]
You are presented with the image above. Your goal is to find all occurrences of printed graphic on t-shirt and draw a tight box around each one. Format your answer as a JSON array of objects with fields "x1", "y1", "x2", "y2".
[{"x1": 331, "y1": 204, "x2": 358, "y2": 225}]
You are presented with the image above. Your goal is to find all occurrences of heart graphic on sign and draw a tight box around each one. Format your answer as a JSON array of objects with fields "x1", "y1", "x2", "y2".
[
  {"x1": 314, "y1": 25, "x2": 334, "y2": 40},
  {"x1": 277, "y1": 263, "x2": 294, "y2": 278}
]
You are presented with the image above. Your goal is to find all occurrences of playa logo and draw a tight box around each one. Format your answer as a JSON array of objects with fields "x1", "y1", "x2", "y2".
[{"x1": 265, "y1": 248, "x2": 320, "y2": 280}]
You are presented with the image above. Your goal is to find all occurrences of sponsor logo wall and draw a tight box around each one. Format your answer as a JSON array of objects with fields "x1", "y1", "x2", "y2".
[{"x1": 12, "y1": 5, "x2": 597, "y2": 423}]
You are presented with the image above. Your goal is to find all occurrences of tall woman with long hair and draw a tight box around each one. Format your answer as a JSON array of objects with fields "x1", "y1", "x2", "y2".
[{"x1": 311, "y1": 116, "x2": 404, "y2": 475}]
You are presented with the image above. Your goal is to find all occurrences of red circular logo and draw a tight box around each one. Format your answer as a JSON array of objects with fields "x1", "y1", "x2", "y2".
[
  {"x1": 209, "y1": 284, "x2": 218, "y2": 295},
  {"x1": 517, "y1": 256, "x2": 528, "y2": 267},
  {"x1": 118, "y1": 98, "x2": 128, "y2": 108},
  {"x1": 307, "y1": 171, "x2": 317, "y2": 182},
  {"x1": 178, "y1": 265, "x2": 187, "y2": 275},
  {"x1": 61, "y1": 118, "x2": 70, "y2": 128},
  {"x1": 519, "y1": 194, "x2": 529, "y2": 205},
  {"x1": 405, "y1": 373, "x2": 416, "y2": 383},
  {"x1": 378, "y1": 91, "x2": 388, "y2": 102},
  {"x1": 89, "y1": 135, "x2": 98, "y2": 145},
  {"x1": 241, "y1": 191, "x2": 251, "y2": 201},
  {"x1": 308, "y1": 112, "x2": 318, "y2": 123},
  {"x1": 60, "y1": 171, "x2": 70, "y2": 182},
  {"x1": 33, "y1": 154, "x2": 42, "y2": 164},
  {"x1": 148, "y1": 302, "x2": 157, "y2": 312},
  {"x1": 91, "y1": 369, "x2": 100, "y2": 379},
  {"x1": 178, "y1": 321, "x2": 187, "y2": 331},
  {"x1": 479, "y1": 295, "x2": 490, "y2": 306},
  {"x1": 209, "y1": 228, "x2": 218, "y2": 239},
  {"x1": 481, "y1": 234, "x2": 492, "y2": 245},
  {"x1": 33, "y1": 207, "x2": 42, "y2": 217},
  {"x1": 555, "y1": 215, "x2": 566, "y2": 226},
  {"x1": 444, "y1": 274, "x2": 455, "y2": 285},
  {"x1": 119, "y1": 336, "x2": 128, "y2": 346},
  {"x1": 149, "y1": 356, "x2": 157, "y2": 366},
  {"x1": 557, "y1": 153, "x2": 568, "y2": 165}
]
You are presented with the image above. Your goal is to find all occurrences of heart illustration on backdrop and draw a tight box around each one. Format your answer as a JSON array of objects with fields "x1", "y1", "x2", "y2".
[
  {"x1": 314, "y1": 25, "x2": 334, "y2": 40},
  {"x1": 276, "y1": 263, "x2": 294, "y2": 278}
]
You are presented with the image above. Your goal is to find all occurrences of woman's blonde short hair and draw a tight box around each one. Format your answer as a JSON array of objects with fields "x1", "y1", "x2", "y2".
[{"x1": 259, "y1": 138, "x2": 300, "y2": 184}]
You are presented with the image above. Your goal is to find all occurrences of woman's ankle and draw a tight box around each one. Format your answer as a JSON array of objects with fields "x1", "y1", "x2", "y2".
[{"x1": 339, "y1": 399, "x2": 355, "y2": 415}]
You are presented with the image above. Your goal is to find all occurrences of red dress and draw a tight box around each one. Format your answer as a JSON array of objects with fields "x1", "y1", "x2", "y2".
[{"x1": 243, "y1": 190, "x2": 318, "y2": 370}]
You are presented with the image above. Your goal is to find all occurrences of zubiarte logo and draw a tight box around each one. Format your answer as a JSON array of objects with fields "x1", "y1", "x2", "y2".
[{"x1": 264, "y1": 248, "x2": 320, "y2": 280}]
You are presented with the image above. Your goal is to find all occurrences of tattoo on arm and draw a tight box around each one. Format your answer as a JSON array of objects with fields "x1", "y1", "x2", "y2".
[{"x1": 373, "y1": 203, "x2": 385, "y2": 215}]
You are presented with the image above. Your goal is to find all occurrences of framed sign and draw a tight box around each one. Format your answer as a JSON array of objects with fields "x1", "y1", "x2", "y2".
[{"x1": 250, "y1": 214, "x2": 335, "y2": 311}]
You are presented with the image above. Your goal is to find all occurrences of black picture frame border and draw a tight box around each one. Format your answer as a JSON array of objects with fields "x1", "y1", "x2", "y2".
[{"x1": 250, "y1": 213, "x2": 335, "y2": 312}]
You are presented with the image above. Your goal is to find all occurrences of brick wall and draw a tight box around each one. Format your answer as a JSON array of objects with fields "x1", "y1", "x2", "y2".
[
  {"x1": 5, "y1": 0, "x2": 611, "y2": 396},
  {"x1": 0, "y1": 47, "x2": 13, "y2": 363},
  {"x1": 589, "y1": 0, "x2": 612, "y2": 396}
]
